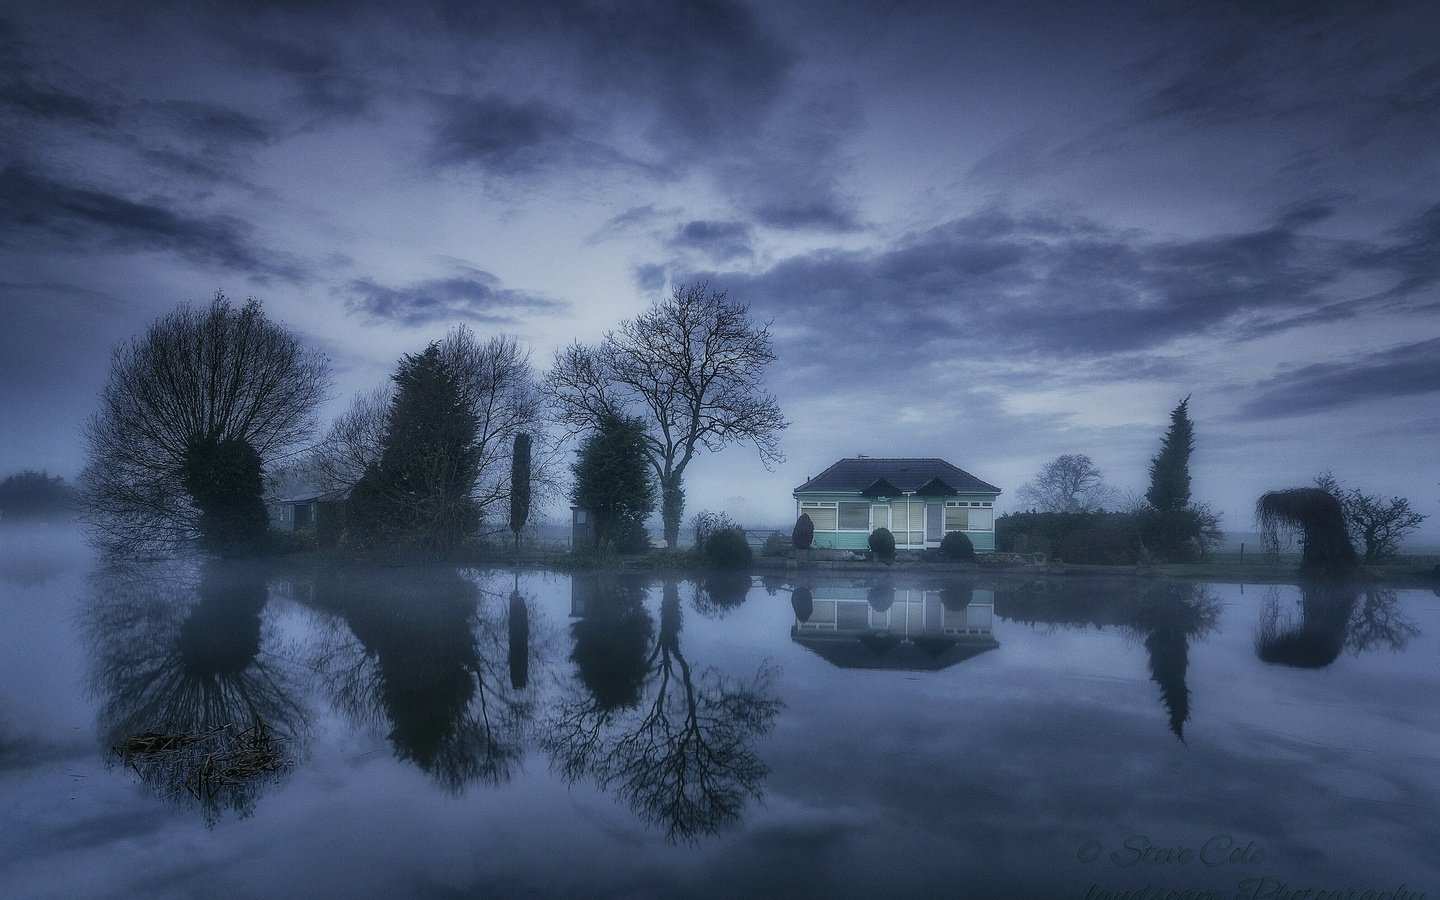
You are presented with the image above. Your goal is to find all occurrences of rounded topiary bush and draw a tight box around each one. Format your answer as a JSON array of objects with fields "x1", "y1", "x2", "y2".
[
  {"x1": 868, "y1": 526, "x2": 896, "y2": 565},
  {"x1": 792, "y1": 513, "x2": 814, "y2": 551},
  {"x1": 939, "y1": 530, "x2": 976, "y2": 562},
  {"x1": 705, "y1": 527, "x2": 753, "y2": 569}
]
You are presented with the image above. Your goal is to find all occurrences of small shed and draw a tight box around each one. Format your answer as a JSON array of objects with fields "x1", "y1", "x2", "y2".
[
  {"x1": 571, "y1": 506, "x2": 596, "y2": 550},
  {"x1": 279, "y1": 489, "x2": 349, "y2": 547}
]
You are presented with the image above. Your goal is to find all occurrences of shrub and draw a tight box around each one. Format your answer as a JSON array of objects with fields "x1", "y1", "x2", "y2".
[
  {"x1": 792, "y1": 513, "x2": 814, "y2": 550},
  {"x1": 868, "y1": 527, "x2": 896, "y2": 565},
  {"x1": 704, "y1": 527, "x2": 752, "y2": 569},
  {"x1": 691, "y1": 510, "x2": 739, "y2": 551},
  {"x1": 939, "y1": 531, "x2": 975, "y2": 562}
]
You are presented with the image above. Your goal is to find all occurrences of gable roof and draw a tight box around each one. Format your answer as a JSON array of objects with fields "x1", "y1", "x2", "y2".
[{"x1": 794, "y1": 458, "x2": 1001, "y2": 496}]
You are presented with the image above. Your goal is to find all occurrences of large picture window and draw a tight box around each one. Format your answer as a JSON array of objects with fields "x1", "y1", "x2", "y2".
[{"x1": 838, "y1": 501, "x2": 870, "y2": 530}]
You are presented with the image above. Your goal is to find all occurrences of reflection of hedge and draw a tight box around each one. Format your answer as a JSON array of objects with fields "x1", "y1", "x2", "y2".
[{"x1": 997, "y1": 511, "x2": 1143, "y2": 565}]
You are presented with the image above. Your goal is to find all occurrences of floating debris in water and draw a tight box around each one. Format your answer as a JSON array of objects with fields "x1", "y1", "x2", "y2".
[{"x1": 113, "y1": 718, "x2": 291, "y2": 802}]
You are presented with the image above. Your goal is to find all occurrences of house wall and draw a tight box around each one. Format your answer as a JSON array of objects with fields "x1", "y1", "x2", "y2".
[{"x1": 794, "y1": 492, "x2": 997, "y2": 552}]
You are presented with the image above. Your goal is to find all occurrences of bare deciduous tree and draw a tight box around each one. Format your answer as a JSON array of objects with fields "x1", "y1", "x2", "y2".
[
  {"x1": 1015, "y1": 453, "x2": 1119, "y2": 513},
  {"x1": 1315, "y1": 471, "x2": 1428, "y2": 563},
  {"x1": 80, "y1": 294, "x2": 330, "y2": 555},
  {"x1": 544, "y1": 282, "x2": 787, "y2": 546}
]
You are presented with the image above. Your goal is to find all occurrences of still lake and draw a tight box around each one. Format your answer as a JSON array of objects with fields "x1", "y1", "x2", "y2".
[{"x1": 2, "y1": 525, "x2": 1437, "y2": 899}]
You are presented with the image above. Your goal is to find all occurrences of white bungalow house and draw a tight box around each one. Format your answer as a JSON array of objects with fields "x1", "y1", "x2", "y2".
[{"x1": 793, "y1": 457, "x2": 1001, "y2": 552}]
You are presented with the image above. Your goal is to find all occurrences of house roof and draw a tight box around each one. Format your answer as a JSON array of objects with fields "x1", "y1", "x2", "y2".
[
  {"x1": 794, "y1": 458, "x2": 1001, "y2": 496},
  {"x1": 280, "y1": 488, "x2": 349, "y2": 504}
]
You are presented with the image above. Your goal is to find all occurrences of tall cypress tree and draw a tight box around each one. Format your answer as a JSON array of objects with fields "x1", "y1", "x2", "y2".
[
  {"x1": 509, "y1": 432, "x2": 531, "y2": 551},
  {"x1": 1146, "y1": 396, "x2": 1194, "y2": 513}
]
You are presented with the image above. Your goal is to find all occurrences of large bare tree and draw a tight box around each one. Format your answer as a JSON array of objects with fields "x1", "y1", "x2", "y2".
[
  {"x1": 544, "y1": 282, "x2": 787, "y2": 546},
  {"x1": 1015, "y1": 453, "x2": 1119, "y2": 513},
  {"x1": 80, "y1": 293, "x2": 330, "y2": 555}
]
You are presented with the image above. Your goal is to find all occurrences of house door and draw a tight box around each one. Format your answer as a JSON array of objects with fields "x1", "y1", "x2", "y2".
[{"x1": 925, "y1": 504, "x2": 943, "y2": 543}]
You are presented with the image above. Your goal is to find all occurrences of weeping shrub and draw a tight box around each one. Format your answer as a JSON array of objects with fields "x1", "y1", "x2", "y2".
[{"x1": 1256, "y1": 488, "x2": 1358, "y2": 579}]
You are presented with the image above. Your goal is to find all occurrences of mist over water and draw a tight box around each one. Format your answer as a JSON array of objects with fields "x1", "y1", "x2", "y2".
[{"x1": 2, "y1": 524, "x2": 1438, "y2": 898}]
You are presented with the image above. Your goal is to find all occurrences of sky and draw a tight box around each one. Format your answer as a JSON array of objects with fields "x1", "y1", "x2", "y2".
[{"x1": 2, "y1": 0, "x2": 1438, "y2": 539}]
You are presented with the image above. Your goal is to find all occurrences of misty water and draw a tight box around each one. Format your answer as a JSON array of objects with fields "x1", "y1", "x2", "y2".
[{"x1": 2, "y1": 525, "x2": 1438, "y2": 899}]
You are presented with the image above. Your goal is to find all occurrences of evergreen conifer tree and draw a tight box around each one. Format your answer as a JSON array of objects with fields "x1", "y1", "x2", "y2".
[
  {"x1": 571, "y1": 414, "x2": 655, "y2": 552},
  {"x1": 509, "y1": 433, "x2": 531, "y2": 551},
  {"x1": 1146, "y1": 396, "x2": 1193, "y2": 512},
  {"x1": 351, "y1": 344, "x2": 479, "y2": 554}
]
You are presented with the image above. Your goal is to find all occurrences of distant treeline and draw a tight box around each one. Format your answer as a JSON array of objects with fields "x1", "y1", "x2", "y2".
[{"x1": 0, "y1": 470, "x2": 76, "y2": 520}]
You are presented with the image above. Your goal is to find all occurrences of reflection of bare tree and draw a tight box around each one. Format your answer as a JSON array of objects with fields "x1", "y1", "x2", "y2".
[
  {"x1": 1345, "y1": 588, "x2": 1418, "y2": 654},
  {"x1": 1257, "y1": 585, "x2": 1419, "y2": 667},
  {"x1": 308, "y1": 566, "x2": 529, "y2": 793},
  {"x1": 82, "y1": 558, "x2": 308, "y2": 823},
  {"x1": 544, "y1": 579, "x2": 781, "y2": 843}
]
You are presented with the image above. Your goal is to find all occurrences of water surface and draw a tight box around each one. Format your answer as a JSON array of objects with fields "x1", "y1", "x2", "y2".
[{"x1": 2, "y1": 525, "x2": 1437, "y2": 898}]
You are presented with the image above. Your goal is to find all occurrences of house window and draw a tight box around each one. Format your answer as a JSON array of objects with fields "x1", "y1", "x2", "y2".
[
  {"x1": 838, "y1": 501, "x2": 870, "y2": 531},
  {"x1": 801, "y1": 501, "x2": 837, "y2": 531},
  {"x1": 944, "y1": 505, "x2": 968, "y2": 531},
  {"x1": 968, "y1": 508, "x2": 994, "y2": 531},
  {"x1": 891, "y1": 501, "x2": 924, "y2": 546}
]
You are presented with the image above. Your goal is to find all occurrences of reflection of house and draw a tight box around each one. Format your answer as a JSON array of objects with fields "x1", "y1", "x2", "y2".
[
  {"x1": 278, "y1": 489, "x2": 348, "y2": 546},
  {"x1": 792, "y1": 584, "x2": 999, "y2": 670},
  {"x1": 793, "y1": 458, "x2": 1001, "y2": 552}
]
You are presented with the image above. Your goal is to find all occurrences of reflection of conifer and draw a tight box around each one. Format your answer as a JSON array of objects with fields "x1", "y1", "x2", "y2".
[
  {"x1": 571, "y1": 578, "x2": 654, "y2": 711},
  {"x1": 1132, "y1": 583, "x2": 1218, "y2": 742},
  {"x1": 312, "y1": 566, "x2": 523, "y2": 792},
  {"x1": 1144, "y1": 628, "x2": 1190, "y2": 742},
  {"x1": 508, "y1": 588, "x2": 530, "y2": 690}
]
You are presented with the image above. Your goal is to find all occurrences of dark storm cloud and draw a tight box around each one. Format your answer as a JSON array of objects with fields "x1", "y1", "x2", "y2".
[
  {"x1": 345, "y1": 269, "x2": 567, "y2": 327},
  {"x1": 1134, "y1": 0, "x2": 1440, "y2": 135},
  {"x1": 633, "y1": 263, "x2": 667, "y2": 293},
  {"x1": 1236, "y1": 338, "x2": 1440, "y2": 420},
  {"x1": 669, "y1": 220, "x2": 754, "y2": 262},
  {"x1": 0, "y1": 17, "x2": 114, "y2": 127},
  {"x1": 707, "y1": 205, "x2": 1341, "y2": 365},
  {"x1": 0, "y1": 166, "x2": 307, "y2": 281},
  {"x1": 156, "y1": 101, "x2": 272, "y2": 146},
  {"x1": 1355, "y1": 199, "x2": 1440, "y2": 297},
  {"x1": 429, "y1": 94, "x2": 585, "y2": 175}
]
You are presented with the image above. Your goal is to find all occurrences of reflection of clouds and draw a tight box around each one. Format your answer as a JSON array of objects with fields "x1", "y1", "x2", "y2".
[{"x1": 81, "y1": 557, "x2": 309, "y2": 823}]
